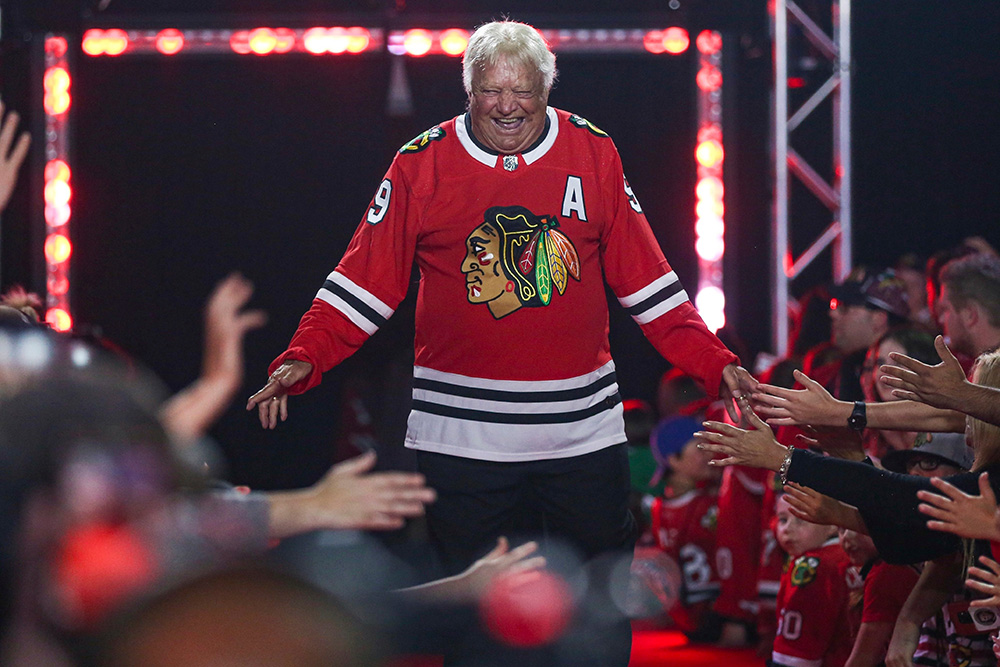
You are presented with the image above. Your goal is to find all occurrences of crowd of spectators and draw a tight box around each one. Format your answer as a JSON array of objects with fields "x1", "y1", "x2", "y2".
[{"x1": 4, "y1": 66, "x2": 1000, "y2": 666}]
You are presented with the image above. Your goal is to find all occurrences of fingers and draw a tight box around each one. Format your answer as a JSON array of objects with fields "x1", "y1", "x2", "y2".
[
  {"x1": 741, "y1": 401, "x2": 770, "y2": 431},
  {"x1": 6, "y1": 127, "x2": 30, "y2": 169},
  {"x1": 247, "y1": 379, "x2": 279, "y2": 410},
  {"x1": 928, "y1": 476, "x2": 967, "y2": 500},
  {"x1": 980, "y1": 472, "x2": 996, "y2": 504},
  {"x1": 791, "y1": 368, "x2": 822, "y2": 390},
  {"x1": 935, "y1": 335, "x2": 959, "y2": 364},
  {"x1": 884, "y1": 352, "x2": 930, "y2": 374},
  {"x1": 236, "y1": 309, "x2": 268, "y2": 334},
  {"x1": 917, "y1": 502, "x2": 953, "y2": 522},
  {"x1": 331, "y1": 450, "x2": 378, "y2": 476},
  {"x1": 0, "y1": 108, "x2": 22, "y2": 156},
  {"x1": 701, "y1": 420, "x2": 746, "y2": 437},
  {"x1": 795, "y1": 434, "x2": 819, "y2": 448},
  {"x1": 755, "y1": 383, "x2": 797, "y2": 400}
]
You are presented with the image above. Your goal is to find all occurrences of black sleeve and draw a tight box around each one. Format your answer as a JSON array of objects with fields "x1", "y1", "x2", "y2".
[{"x1": 786, "y1": 450, "x2": 997, "y2": 564}]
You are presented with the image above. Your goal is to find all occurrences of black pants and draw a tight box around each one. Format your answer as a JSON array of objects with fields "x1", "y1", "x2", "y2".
[{"x1": 417, "y1": 445, "x2": 638, "y2": 667}]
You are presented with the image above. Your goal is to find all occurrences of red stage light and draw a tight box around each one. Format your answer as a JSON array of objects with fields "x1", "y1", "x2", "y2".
[
  {"x1": 403, "y1": 29, "x2": 433, "y2": 57},
  {"x1": 788, "y1": 76, "x2": 806, "y2": 88},
  {"x1": 104, "y1": 29, "x2": 128, "y2": 56},
  {"x1": 46, "y1": 308, "x2": 73, "y2": 332},
  {"x1": 45, "y1": 234, "x2": 73, "y2": 264},
  {"x1": 248, "y1": 28, "x2": 277, "y2": 55},
  {"x1": 696, "y1": 30, "x2": 722, "y2": 55},
  {"x1": 696, "y1": 236, "x2": 725, "y2": 263},
  {"x1": 44, "y1": 93, "x2": 71, "y2": 116},
  {"x1": 45, "y1": 160, "x2": 71, "y2": 183},
  {"x1": 696, "y1": 66, "x2": 722, "y2": 91},
  {"x1": 46, "y1": 36, "x2": 68, "y2": 58},
  {"x1": 327, "y1": 27, "x2": 350, "y2": 54},
  {"x1": 44, "y1": 67, "x2": 70, "y2": 93},
  {"x1": 82, "y1": 29, "x2": 105, "y2": 56},
  {"x1": 642, "y1": 30, "x2": 666, "y2": 54},
  {"x1": 695, "y1": 217, "x2": 724, "y2": 239},
  {"x1": 696, "y1": 199, "x2": 724, "y2": 220},
  {"x1": 663, "y1": 27, "x2": 689, "y2": 54},
  {"x1": 303, "y1": 27, "x2": 328, "y2": 54},
  {"x1": 48, "y1": 276, "x2": 70, "y2": 297},
  {"x1": 44, "y1": 180, "x2": 72, "y2": 207},
  {"x1": 229, "y1": 31, "x2": 251, "y2": 55},
  {"x1": 155, "y1": 29, "x2": 185, "y2": 55},
  {"x1": 696, "y1": 176, "x2": 724, "y2": 202},
  {"x1": 696, "y1": 140, "x2": 724, "y2": 168},
  {"x1": 440, "y1": 28, "x2": 470, "y2": 56},
  {"x1": 346, "y1": 27, "x2": 371, "y2": 53},
  {"x1": 45, "y1": 204, "x2": 72, "y2": 227},
  {"x1": 274, "y1": 28, "x2": 296, "y2": 53}
]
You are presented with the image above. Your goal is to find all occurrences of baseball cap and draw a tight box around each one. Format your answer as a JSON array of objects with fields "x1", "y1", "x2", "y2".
[
  {"x1": 881, "y1": 432, "x2": 974, "y2": 473},
  {"x1": 829, "y1": 269, "x2": 910, "y2": 319},
  {"x1": 648, "y1": 416, "x2": 701, "y2": 486}
]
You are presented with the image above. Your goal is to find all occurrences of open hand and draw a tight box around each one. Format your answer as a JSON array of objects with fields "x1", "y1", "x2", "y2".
[
  {"x1": 917, "y1": 472, "x2": 1000, "y2": 541},
  {"x1": 246, "y1": 359, "x2": 313, "y2": 429},
  {"x1": 752, "y1": 369, "x2": 844, "y2": 427},
  {"x1": 881, "y1": 336, "x2": 969, "y2": 411}
]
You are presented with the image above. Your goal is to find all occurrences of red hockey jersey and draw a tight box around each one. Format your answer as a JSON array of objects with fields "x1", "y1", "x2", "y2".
[
  {"x1": 773, "y1": 540, "x2": 855, "y2": 667},
  {"x1": 271, "y1": 108, "x2": 737, "y2": 462},
  {"x1": 650, "y1": 487, "x2": 720, "y2": 631}
]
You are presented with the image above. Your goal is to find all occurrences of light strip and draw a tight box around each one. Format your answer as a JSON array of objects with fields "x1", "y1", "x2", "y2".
[
  {"x1": 43, "y1": 34, "x2": 73, "y2": 332},
  {"x1": 693, "y1": 30, "x2": 725, "y2": 333}
]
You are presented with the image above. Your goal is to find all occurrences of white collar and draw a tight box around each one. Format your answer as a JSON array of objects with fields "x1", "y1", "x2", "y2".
[{"x1": 456, "y1": 107, "x2": 559, "y2": 168}]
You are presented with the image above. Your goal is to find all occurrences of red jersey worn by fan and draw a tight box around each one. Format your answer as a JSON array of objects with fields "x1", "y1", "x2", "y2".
[
  {"x1": 713, "y1": 465, "x2": 767, "y2": 623},
  {"x1": 773, "y1": 540, "x2": 855, "y2": 667},
  {"x1": 650, "y1": 487, "x2": 720, "y2": 632},
  {"x1": 270, "y1": 108, "x2": 737, "y2": 462}
]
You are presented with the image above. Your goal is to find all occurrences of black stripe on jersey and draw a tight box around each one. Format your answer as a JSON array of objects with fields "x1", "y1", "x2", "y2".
[
  {"x1": 626, "y1": 280, "x2": 685, "y2": 318},
  {"x1": 412, "y1": 391, "x2": 622, "y2": 424},
  {"x1": 413, "y1": 372, "x2": 618, "y2": 404},
  {"x1": 322, "y1": 280, "x2": 388, "y2": 329}
]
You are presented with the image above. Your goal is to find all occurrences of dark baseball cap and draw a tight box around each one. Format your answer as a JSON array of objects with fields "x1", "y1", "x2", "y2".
[
  {"x1": 829, "y1": 269, "x2": 910, "y2": 319},
  {"x1": 882, "y1": 432, "x2": 974, "y2": 473}
]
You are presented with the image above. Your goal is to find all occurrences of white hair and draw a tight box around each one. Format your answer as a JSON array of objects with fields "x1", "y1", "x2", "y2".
[{"x1": 462, "y1": 21, "x2": 557, "y2": 95}]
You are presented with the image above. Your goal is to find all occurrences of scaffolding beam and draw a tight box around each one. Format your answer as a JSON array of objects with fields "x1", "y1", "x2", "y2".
[{"x1": 771, "y1": 0, "x2": 852, "y2": 357}]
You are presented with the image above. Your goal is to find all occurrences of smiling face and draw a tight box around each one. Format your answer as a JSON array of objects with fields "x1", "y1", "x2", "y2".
[{"x1": 468, "y1": 56, "x2": 549, "y2": 154}]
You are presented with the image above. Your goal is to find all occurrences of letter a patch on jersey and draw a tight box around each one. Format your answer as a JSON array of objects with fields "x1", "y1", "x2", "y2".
[{"x1": 790, "y1": 556, "x2": 820, "y2": 587}]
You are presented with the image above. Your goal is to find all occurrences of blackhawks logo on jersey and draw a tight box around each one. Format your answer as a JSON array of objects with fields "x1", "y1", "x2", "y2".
[
  {"x1": 700, "y1": 505, "x2": 718, "y2": 532},
  {"x1": 568, "y1": 114, "x2": 609, "y2": 138},
  {"x1": 790, "y1": 556, "x2": 820, "y2": 587},
  {"x1": 399, "y1": 125, "x2": 445, "y2": 154},
  {"x1": 461, "y1": 206, "x2": 581, "y2": 320}
]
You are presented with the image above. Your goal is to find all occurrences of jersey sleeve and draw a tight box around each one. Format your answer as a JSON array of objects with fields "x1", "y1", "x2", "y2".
[
  {"x1": 269, "y1": 158, "x2": 419, "y2": 392},
  {"x1": 596, "y1": 142, "x2": 737, "y2": 398}
]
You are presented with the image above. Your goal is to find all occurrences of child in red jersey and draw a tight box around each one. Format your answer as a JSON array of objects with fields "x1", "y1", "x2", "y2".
[
  {"x1": 838, "y1": 528, "x2": 919, "y2": 667},
  {"x1": 772, "y1": 494, "x2": 855, "y2": 667},
  {"x1": 645, "y1": 415, "x2": 723, "y2": 636}
]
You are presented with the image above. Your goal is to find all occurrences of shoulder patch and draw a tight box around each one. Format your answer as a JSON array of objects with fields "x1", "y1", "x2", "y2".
[
  {"x1": 399, "y1": 125, "x2": 446, "y2": 154},
  {"x1": 568, "y1": 114, "x2": 609, "y2": 138},
  {"x1": 790, "y1": 556, "x2": 820, "y2": 587}
]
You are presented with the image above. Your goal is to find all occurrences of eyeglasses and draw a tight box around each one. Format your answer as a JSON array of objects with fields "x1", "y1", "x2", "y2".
[{"x1": 906, "y1": 457, "x2": 942, "y2": 472}]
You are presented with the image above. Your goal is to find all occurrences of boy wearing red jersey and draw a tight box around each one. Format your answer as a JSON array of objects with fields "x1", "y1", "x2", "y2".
[{"x1": 773, "y1": 494, "x2": 855, "y2": 667}]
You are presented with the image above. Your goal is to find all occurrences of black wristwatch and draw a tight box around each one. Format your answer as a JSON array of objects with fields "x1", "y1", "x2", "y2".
[{"x1": 847, "y1": 401, "x2": 867, "y2": 431}]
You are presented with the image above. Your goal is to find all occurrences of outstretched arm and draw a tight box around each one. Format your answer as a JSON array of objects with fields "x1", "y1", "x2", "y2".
[
  {"x1": 160, "y1": 273, "x2": 267, "y2": 441},
  {"x1": 396, "y1": 537, "x2": 546, "y2": 604},
  {"x1": 882, "y1": 335, "x2": 1000, "y2": 428},
  {"x1": 754, "y1": 368, "x2": 964, "y2": 432},
  {"x1": 917, "y1": 473, "x2": 1000, "y2": 542},
  {"x1": 265, "y1": 451, "x2": 436, "y2": 539}
]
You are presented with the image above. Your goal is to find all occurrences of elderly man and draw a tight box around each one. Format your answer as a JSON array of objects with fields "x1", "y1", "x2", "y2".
[{"x1": 249, "y1": 20, "x2": 750, "y2": 663}]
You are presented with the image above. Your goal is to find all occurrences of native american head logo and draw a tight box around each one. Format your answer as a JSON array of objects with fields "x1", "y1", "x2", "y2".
[
  {"x1": 461, "y1": 206, "x2": 581, "y2": 319},
  {"x1": 399, "y1": 125, "x2": 445, "y2": 154}
]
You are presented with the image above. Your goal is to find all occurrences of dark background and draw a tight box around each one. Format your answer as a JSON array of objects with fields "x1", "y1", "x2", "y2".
[{"x1": 1, "y1": 0, "x2": 998, "y2": 488}]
